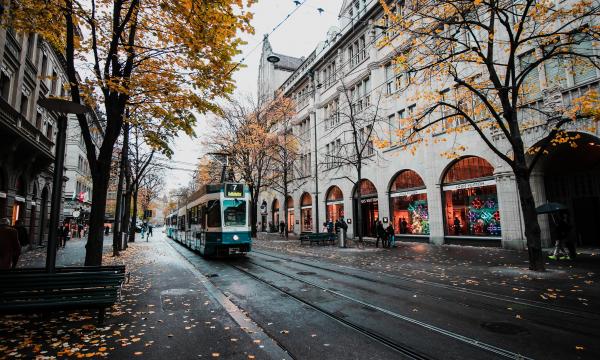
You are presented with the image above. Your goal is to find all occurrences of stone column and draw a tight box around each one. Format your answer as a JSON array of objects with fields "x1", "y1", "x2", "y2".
[
  {"x1": 427, "y1": 183, "x2": 445, "y2": 245},
  {"x1": 530, "y1": 171, "x2": 552, "y2": 247},
  {"x1": 495, "y1": 171, "x2": 526, "y2": 250}
]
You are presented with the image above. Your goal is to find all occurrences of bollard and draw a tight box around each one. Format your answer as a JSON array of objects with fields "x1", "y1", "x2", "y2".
[{"x1": 338, "y1": 229, "x2": 346, "y2": 248}]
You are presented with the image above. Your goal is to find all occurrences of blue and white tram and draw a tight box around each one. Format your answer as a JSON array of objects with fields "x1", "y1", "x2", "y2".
[{"x1": 168, "y1": 183, "x2": 251, "y2": 256}]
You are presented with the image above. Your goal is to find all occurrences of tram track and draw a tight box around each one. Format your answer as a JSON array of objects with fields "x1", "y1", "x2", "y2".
[
  {"x1": 230, "y1": 260, "x2": 534, "y2": 360},
  {"x1": 253, "y1": 250, "x2": 600, "y2": 319}
]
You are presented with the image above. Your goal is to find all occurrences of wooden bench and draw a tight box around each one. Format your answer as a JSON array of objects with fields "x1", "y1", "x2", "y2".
[
  {"x1": 0, "y1": 268, "x2": 126, "y2": 324},
  {"x1": 299, "y1": 233, "x2": 336, "y2": 246}
]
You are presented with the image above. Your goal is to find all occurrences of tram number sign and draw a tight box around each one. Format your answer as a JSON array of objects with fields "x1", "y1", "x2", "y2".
[{"x1": 225, "y1": 183, "x2": 244, "y2": 198}]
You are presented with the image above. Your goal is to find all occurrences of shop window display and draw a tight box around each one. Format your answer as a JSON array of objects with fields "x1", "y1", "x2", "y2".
[
  {"x1": 442, "y1": 157, "x2": 500, "y2": 237},
  {"x1": 326, "y1": 186, "x2": 344, "y2": 223},
  {"x1": 353, "y1": 179, "x2": 379, "y2": 237},
  {"x1": 389, "y1": 170, "x2": 429, "y2": 235},
  {"x1": 300, "y1": 192, "x2": 313, "y2": 232}
]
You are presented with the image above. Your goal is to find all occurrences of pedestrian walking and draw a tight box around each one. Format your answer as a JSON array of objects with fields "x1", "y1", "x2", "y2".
[
  {"x1": 147, "y1": 224, "x2": 153, "y2": 241},
  {"x1": 322, "y1": 221, "x2": 328, "y2": 233},
  {"x1": 376, "y1": 220, "x2": 386, "y2": 248},
  {"x1": 279, "y1": 221, "x2": 285, "y2": 235},
  {"x1": 61, "y1": 222, "x2": 71, "y2": 247},
  {"x1": 14, "y1": 220, "x2": 29, "y2": 248},
  {"x1": 326, "y1": 220, "x2": 334, "y2": 234},
  {"x1": 0, "y1": 218, "x2": 21, "y2": 269},
  {"x1": 386, "y1": 223, "x2": 396, "y2": 248},
  {"x1": 104, "y1": 225, "x2": 110, "y2": 235},
  {"x1": 550, "y1": 212, "x2": 572, "y2": 260}
]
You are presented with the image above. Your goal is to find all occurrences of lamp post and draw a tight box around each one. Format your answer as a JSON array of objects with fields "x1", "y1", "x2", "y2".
[{"x1": 38, "y1": 98, "x2": 89, "y2": 272}]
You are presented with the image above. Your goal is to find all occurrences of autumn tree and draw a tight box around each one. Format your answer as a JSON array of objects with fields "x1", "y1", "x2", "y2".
[
  {"x1": 326, "y1": 80, "x2": 388, "y2": 246},
  {"x1": 4, "y1": 0, "x2": 253, "y2": 265},
  {"x1": 206, "y1": 95, "x2": 280, "y2": 237},
  {"x1": 265, "y1": 96, "x2": 303, "y2": 239},
  {"x1": 380, "y1": 0, "x2": 600, "y2": 270},
  {"x1": 139, "y1": 171, "x2": 164, "y2": 222}
]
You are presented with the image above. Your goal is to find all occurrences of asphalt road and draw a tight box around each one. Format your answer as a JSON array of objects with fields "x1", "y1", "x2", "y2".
[{"x1": 167, "y1": 239, "x2": 600, "y2": 360}]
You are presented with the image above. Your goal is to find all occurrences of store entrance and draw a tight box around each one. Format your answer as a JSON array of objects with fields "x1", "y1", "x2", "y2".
[{"x1": 542, "y1": 133, "x2": 600, "y2": 248}]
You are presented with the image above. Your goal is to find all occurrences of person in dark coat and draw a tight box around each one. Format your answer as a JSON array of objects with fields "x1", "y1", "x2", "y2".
[
  {"x1": 400, "y1": 218, "x2": 408, "y2": 234},
  {"x1": 376, "y1": 220, "x2": 386, "y2": 248},
  {"x1": 453, "y1": 217, "x2": 461, "y2": 235},
  {"x1": 0, "y1": 218, "x2": 21, "y2": 269},
  {"x1": 279, "y1": 221, "x2": 285, "y2": 235},
  {"x1": 386, "y1": 223, "x2": 396, "y2": 248},
  {"x1": 14, "y1": 220, "x2": 29, "y2": 248}
]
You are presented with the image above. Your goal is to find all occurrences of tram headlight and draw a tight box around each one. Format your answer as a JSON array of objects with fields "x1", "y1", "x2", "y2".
[{"x1": 233, "y1": 235, "x2": 239, "y2": 241}]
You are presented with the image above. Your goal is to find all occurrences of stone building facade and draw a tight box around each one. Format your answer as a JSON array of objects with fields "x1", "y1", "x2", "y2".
[
  {"x1": 258, "y1": 0, "x2": 600, "y2": 250},
  {"x1": 0, "y1": 28, "x2": 71, "y2": 245}
]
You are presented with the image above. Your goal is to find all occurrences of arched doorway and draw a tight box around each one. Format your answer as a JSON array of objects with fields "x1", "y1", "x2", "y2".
[
  {"x1": 271, "y1": 199, "x2": 280, "y2": 231},
  {"x1": 353, "y1": 179, "x2": 379, "y2": 237},
  {"x1": 39, "y1": 186, "x2": 49, "y2": 245},
  {"x1": 0, "y1": 167, "x2": 6, "y2": 218},
  {"x1": 300, "y1": 192, "x2": 313, "y2": 232},
  {"x1": 286, "y1": 196, "x2": 295, "y2": 233},
  {"x1": 389, "y1": 170, "x2": 429, "y2": 235},
  {"x1": 540, "y1": 133, "x2": 600, "y2": 247},
  {"x1": 325, "y1": 186, "x2": 344, "y2": 223},
  {"x1": 442, "y1": 156, "x2": 500, "y2": 237},
  {"x1": 12, "y1": 175, "x2": 27, "y2": 225}
]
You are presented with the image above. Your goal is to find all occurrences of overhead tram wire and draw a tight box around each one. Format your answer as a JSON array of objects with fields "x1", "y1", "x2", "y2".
[{"x1": 223, "y1": 0, "x2": 312, "y2": 79}]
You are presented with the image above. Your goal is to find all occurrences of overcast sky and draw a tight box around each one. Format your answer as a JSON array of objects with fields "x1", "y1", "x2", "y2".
[{"x1": 163, "y1": 0, "x2": 341, "y2": 192}]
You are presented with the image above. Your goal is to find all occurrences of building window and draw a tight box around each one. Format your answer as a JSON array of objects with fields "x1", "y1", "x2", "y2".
[
  {"x1": 36, "y1": 112, "x2": 42, "y2": 129},
  {"x1": 300, "y1": 192, "x2": 313, "y2": 232},
  {"x1": 519, "y1": 51, "x2": 540, "y2": 101},
  {"x1": 20, "y1": 93, "x2": 29, "y2": 117},
  {"x1": 51, "y1": 70, "x2": 58, "y2": 95},
  {"x1": 46, "y1": 123, "x2": 53, "y2": 139},
  {"x1": 0, "y1": 71, "x2": 11, "y2": 101},
  {"x1": 442, "y1": 156, "x2": 500, "y2": 237},
  {"x1": 325, "y1": 186, "x2": 344, "y2": 224},
  {"x1": 389, "y1": 170, "x2": 429, "y2": 235}
]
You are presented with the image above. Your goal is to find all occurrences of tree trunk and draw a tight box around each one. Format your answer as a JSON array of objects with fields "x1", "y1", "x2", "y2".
[
  {"x1": 515, "y1": 170, "x2": 545, "y2": 271},
  {"x1": 129, "y1": 184, "x2": 139, "y2": 243},
  {"x1": 112, "y1": 126, "x2": 128, "y2": 256},
  {"x1": 84, "y1": 167, "x2": 110, "y2": 266},
  {"x1": 122, "y1": 170, "x2": 132, "y2": 250},
  {"x1": 283, "y1": 180, "x2": 289, "y2": 240},
  {"x1": 356, "y1": 166, "x2": 363, "y2": 247}
]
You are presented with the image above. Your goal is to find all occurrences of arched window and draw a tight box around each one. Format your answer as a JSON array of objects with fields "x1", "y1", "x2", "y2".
[
  {"x1": 352, "y1": 179, "x2": 379, "y2": 237},
  {"x1": 300, "y1": 193, "x2": 313, "y2": 232},
  {"x1": 443, "y1": 156, "x2": 494, "y2": 184},
  {"x1": 286, "y1": 196, "x2": 295, "y2": 233},
  {"x1": 442, "y1": 156, "x2": 500, "y2": 237},
  {"x1": 389, "y1": 170, "x2": 429, "y2": 235},
  {"x1": 353, "y1": 179, "x2": 377, "y2": 198},
  {"x1": 326, "y1": 186, "x2": 344, "y2": 223}
]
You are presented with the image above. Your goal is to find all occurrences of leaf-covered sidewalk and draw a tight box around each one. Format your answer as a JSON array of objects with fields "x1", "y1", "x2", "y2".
[{"x1": 1, "y1": 234, "x2": 271, "y2": 359}]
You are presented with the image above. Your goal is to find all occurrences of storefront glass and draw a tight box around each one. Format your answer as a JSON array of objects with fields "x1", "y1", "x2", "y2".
[
  {"x1": 272, "y1": 199, "x2": 280, "y2": 228},
  {"x1": 389, "y1": 170, "x2": 429, "y2": 235},
  {"x1": 300, "y1": 193, "x2": 312, "y2": 232},
  {"x1": 325, "y1": 186, "x2": 344, "y2": 223},
  {"x1": 442, "y1": 157, "x2": 500, "y2": 237},
  {"x1": 353, "y1": 179, "x2": 379, "y2": 237},
  {"x1": 286, "y1": 196, "x2": 294, "y2": 233}
]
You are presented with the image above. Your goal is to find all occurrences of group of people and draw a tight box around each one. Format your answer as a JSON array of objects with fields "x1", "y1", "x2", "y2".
[
  {"x1": 141, "y1": 222, "x2": 153, "y2": 241},
  {"x1": 373, "y1": 220, "x2": 396, "y2": 248},
  {"x1": 0, "y1": 218, "x2": 29, "y2": 269},
  {"x1": 321, "y1": 217, "x2": 349, "y2": 235}
]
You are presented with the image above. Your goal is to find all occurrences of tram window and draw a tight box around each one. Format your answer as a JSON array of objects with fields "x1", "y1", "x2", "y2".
[
  {"x1": 223, "y1": 199, "x2": 246, "y2": 227},
  {"x1": 207, "y1": 200, "x2": 222, "y2": 227}
]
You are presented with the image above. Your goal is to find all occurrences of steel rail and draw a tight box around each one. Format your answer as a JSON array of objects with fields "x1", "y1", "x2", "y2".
[
  {"x1": 229, "y1": 263, "x2": 433, "y2": 360},
  {"x1": 242, "y1": 259, "x2": 534, "y2": 360},
  {"x1": 253, "y1": 250, "x2": 600, "y2": 319}
]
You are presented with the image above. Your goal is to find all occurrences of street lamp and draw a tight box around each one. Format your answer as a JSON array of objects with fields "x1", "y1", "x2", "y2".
[{"x1": 38, "y1": 98, "x2": 89, "y2": 272}]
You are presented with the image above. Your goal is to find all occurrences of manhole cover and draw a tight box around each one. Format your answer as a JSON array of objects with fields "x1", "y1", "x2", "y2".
[
  {"x1": 481, "y1": 322, "x2": 529, "y2": 335},
  {"x1": 297, "y1": 271, "x2": 316, "y2": 276}
]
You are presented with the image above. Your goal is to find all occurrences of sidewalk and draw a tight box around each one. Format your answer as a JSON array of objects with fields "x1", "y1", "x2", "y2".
[
  {"x1": 254, "y1": 233, "x2": 600, "y2": 310},
  {"x1": 1, "y1": 233, "x2": 275, "y2": 359}
]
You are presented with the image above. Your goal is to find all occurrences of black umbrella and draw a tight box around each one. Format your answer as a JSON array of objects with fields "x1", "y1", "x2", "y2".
[{"x1": 536, "y1": 202, "x2": 567, "y2": 214}]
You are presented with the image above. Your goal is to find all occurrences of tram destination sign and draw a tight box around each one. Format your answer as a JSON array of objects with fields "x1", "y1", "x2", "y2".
[{"x1": 225, "y1": 183, "x2": 244, "y2": 198}]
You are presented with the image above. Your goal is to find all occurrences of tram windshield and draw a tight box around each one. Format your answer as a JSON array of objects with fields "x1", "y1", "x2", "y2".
[{"x1": 223, "y1": 199, "x2": 247, "y2": 227}]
